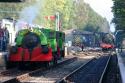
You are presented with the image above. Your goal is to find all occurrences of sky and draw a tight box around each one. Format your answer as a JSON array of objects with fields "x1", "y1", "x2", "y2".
[{"x1": 84, "y1": 0, "x2": 115, "y2": 32}]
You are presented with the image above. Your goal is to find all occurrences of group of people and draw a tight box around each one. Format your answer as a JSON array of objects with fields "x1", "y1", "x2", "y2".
[{"x1": 0, "y1": 27, "x2": 9, "y2": 51}]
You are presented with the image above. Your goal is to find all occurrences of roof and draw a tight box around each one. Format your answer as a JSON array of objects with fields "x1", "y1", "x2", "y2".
[{"x1": 72, "y1": 29, "x2": 94, "y2": 35}]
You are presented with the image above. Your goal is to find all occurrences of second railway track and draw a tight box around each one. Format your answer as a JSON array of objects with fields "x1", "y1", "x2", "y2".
[
  {"x1": 99, "y1": 54, "x2": 121, "y2": 83},
  {"x1": 59, "y1": 54, "x2": 112, "y2": 83}
]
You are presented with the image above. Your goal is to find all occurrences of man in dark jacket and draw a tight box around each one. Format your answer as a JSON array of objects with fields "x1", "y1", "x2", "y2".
[
  {"x1": 0, "y1": 27, "x2": 4, "y2": 51},
  {"x1": 3, "y1": 27, "x2": 9, "y2": 51},
  {"x1": 4, "y1": 27, "x2": 9, "y2": 43}
]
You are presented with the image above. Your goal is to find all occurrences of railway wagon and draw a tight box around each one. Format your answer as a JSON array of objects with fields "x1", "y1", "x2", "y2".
[{"x1": 6, "y1": 28, "x2": 65, "y2": 69}]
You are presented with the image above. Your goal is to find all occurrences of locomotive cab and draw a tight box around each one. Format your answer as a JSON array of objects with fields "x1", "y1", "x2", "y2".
[{"x1": 56, "y1": 31, "x2": 65, "y2": 58}]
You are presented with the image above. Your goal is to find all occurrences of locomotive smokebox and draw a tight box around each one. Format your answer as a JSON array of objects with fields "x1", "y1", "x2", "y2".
[{"x1": 22, "y1": 33, "x2": 40, "y2": 49}]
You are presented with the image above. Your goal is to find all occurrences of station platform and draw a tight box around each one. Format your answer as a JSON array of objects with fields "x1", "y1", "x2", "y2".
[{"x1": 116, "y1": 49, "x2": 125, "y2": 83}]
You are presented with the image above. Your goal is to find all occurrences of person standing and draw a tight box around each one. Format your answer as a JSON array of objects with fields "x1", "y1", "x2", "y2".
[
  {"x1": 4, "y1": 27, "x2": 9, "y2": 44},
  {"x1": 3, "y1": 27, "x2": 9, "y2": 51},
  {"x1": 0, "y1": 27, "x2": 4, "y2": 51},
  {"x1": 81, "y1": 44, "x2": 84, "y2": 51}
]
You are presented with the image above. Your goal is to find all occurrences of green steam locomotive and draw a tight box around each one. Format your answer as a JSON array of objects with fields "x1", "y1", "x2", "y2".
[{"x1": 6, "y1": 27, "x2": 65, "y2": 69}]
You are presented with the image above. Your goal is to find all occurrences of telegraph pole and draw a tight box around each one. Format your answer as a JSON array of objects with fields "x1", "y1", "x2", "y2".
[{"x1": 55, "y1": 12, "x2": 59, "y2": 31}]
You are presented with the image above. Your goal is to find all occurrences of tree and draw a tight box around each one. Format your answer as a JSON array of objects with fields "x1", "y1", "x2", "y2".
[
  {"x1": 0, "y1": 0, "x2": 110, "y2": 32},
  {"x1": 0, "y1": 0, "x2": 36, "y2": 19},
  {"x1": 73, "y1": 0, "x2": 109, "y2": 32},
  {"x1": 112, "y1": 0, "x2": 125, "y2": 30},
  {"x1": 39, "y1": 0, "x2": 74, "y2": 30}
]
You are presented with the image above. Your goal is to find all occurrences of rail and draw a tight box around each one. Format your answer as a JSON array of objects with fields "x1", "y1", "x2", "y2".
[
  {"x1": 2, "y1": 57, "x2": 77, "y2": 83},
  {"x1": 57, "y1": 57, "x2": 96, "y2": 83},
  {"x1": 58, "y1": 55, "x2": 110, "y2": 83},
  {"x1": 99, "y1": 55, "x2": 111, "y2": 83}
]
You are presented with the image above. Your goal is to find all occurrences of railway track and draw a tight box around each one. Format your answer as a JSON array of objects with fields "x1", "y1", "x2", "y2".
[
  {"x1": 59, "y1": 54, "x2": 111, "y2": 83},
  {"x1": 0, "y1": 68, "x2": 17, "y2": 75},
  {"x1": 1, "y1": 57, "x2": 77, "y2": 83},
  {"x1": 3, "y1": 56, "x2": 96, "y2": 83},
  {"x1": 1, "y1": 51, "x2": 107, "y2": 83},
  {"x1": 99, "y1": 54, "x2": 121, "y2": 83},
  {"x1": 0, "y1": 68, "x2": 30, "y2": 83},
  {"x1": 14, "y1": 57, "x2": 97, "y2": 83}
]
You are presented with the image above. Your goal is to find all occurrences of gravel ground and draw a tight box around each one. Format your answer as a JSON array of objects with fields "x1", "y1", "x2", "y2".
[
  {"x1": 0, "y1": 67, "x2": 5, "y2": 72},
  {"x1": 72, "y1": 51, "x2": 106, "y2": 56},
  {"x1": 0, "y1": 69, "x2": 29, "y2": 82},
  {"x1": 19, "y1": 56, "x2": 95, "y2": 83}
]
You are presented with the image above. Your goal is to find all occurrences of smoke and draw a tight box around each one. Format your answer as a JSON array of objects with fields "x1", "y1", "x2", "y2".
[{"x1": 16, "y1": 0, "x2": 42, "y2": 31}]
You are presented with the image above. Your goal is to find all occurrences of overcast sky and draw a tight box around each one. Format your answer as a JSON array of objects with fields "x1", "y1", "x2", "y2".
[{"x1": 84, "y1": 0, "x2": 115, "y2": 32}]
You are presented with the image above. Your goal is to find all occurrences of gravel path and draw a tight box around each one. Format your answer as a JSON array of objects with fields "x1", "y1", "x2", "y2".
[{"x1": 20, "y1": 57, "x2": 93, "y2": 83}]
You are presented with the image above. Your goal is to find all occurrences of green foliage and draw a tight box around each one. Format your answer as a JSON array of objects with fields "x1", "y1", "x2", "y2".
[
  {"x1": 0, "y1": 0, "x2": 36, "y2": 19},
  {"x1": 39, "y1": 0, "x2": 74, "y2": 30},
  {"x1": 0, "y1": 0, "x2": 109, "y2": 32},
  {"x1": 80, "y1": 3, "x2": 109, "y2": 32},
  {"x1": 40, "y1": 0, "x2": 109, "y2": 32},
  {"x1": 112, "y1": 0, "x2": 125, "y2": 30}
]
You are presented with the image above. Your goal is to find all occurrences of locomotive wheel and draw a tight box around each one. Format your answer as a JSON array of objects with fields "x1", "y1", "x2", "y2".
[
  {"x1": 18, "y1": 62, "x2": 24, "y2": 69},
  {"x1": 45, "y1": 58, "x2": 57, "y2": 68},
  {"x1": 18, "y1": 62, "x2": 30, "y2": 70},
  {"x1": 53, "y1": 58, "x2": 57, "y2": 65},
  {"x1": 6, "y1": 61, "x2": 16, "y2": 69},
  {"x1": 45, "y1": 61, "x2": 52, "y2": 68},
  {"x1": 62, "y1": 50, "x2": 65, "y2": 58},
  {"x1": 53, "y1": 53, "x2": 58, "y2": 65}
]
